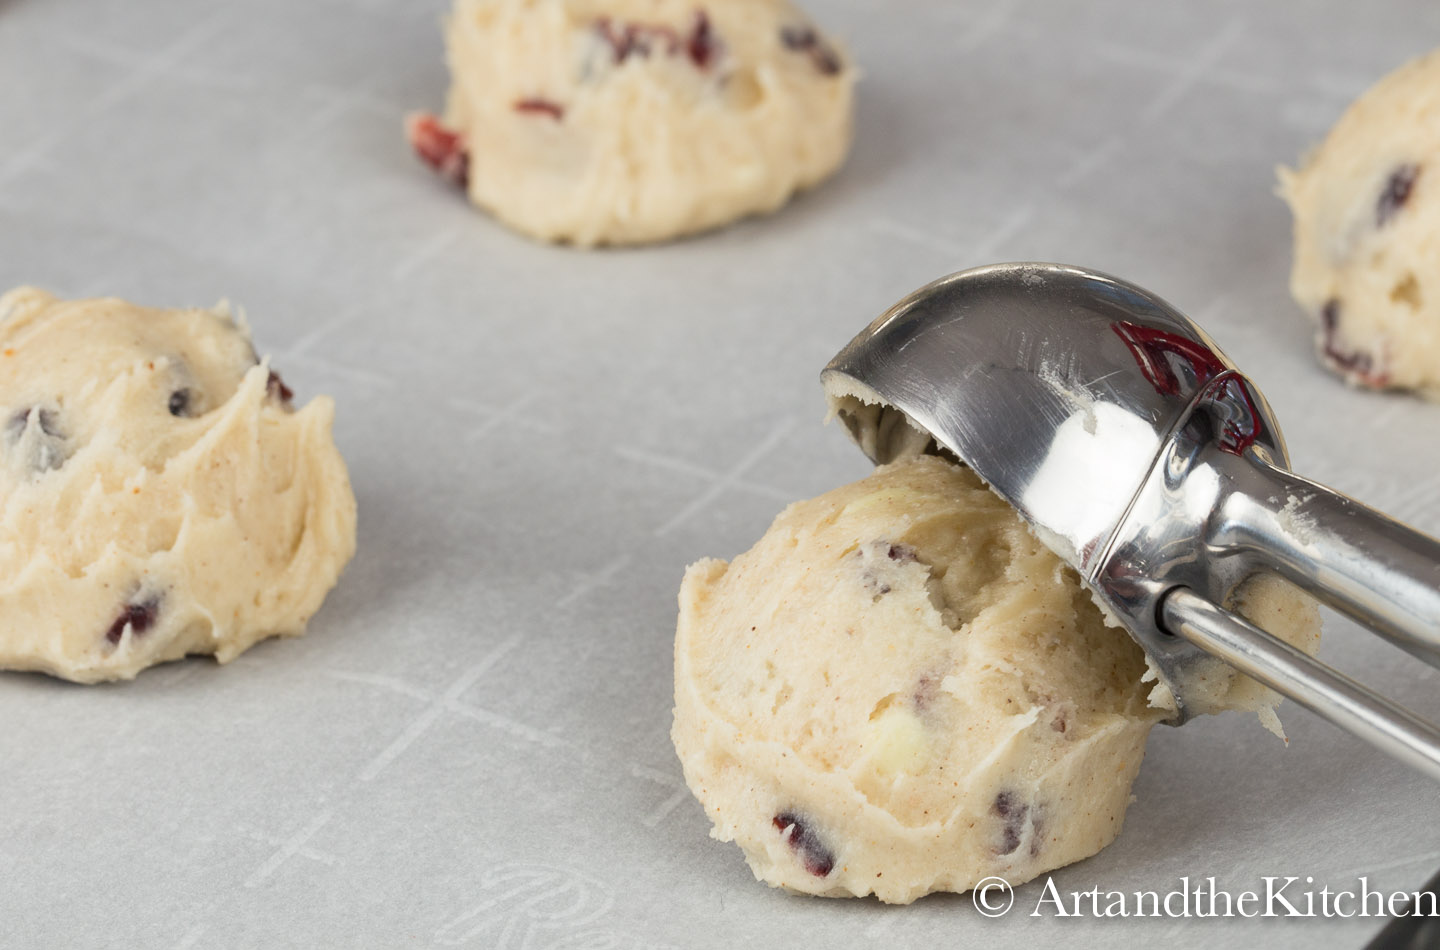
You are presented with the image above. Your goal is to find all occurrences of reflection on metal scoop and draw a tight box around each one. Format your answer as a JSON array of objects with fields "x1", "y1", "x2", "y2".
[{"x1": 823, "y1": 262, "x2": 1440, "y2": 780}]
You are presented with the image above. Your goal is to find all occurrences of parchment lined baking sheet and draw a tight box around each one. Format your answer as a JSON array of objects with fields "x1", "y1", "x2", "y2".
[{"x1": 0, "y1": 0, "x2": 1437, "y2": 946}]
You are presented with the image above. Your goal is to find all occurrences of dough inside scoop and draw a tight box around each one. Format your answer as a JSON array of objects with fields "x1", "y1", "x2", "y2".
[
  {"x1": 671, "y1": 451, "x2": 1319, "y2": 903},
  {"x1": 823, "y1": 387, "x2": 1321, "y2": 729}
]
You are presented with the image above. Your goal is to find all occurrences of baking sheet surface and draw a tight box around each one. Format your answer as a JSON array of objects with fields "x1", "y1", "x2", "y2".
[{"x1": 1, "y1": 1, "x2": 1438, "y2": 946}]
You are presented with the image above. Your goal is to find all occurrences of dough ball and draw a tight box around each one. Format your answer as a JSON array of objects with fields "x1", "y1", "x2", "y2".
[
  {"x1": 1279, "y1": 48, "x2": 1440, "y2": 396},
  {"x1": 0, "y1": 288, "x2": 357, "y2": 683},
  {"x1": 671, "y1": 455, "x2": 1318, "y2": 902},
  {"x1": 407, "y1": 0, "x2": 855, "y2": 246}
]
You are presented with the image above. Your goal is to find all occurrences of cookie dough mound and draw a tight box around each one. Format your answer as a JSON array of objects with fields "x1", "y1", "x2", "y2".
[
  {"x1": 407, "y1": 0, "x2": 855, "y2": 246},
  {"x1": 1279, "y1": 48, "x2": 1440, "y2": 395},
  {"x1": 672, "y1": 455, "x2": 1318, "y2": 903},
  {"x1": 0, "y1": 288, "x2": 357, "y2": 683}
]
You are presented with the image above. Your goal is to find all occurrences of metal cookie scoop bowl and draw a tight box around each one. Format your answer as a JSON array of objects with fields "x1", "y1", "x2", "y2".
[{"x1": 823, "y1": 262, "x2": 1440, "y2": 778}]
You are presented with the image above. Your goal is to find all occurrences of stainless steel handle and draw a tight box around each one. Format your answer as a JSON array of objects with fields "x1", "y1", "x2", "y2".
[
  {"x1": 1162, "y1": 587, "x2": 1440, "y2": 781},
  {"x1": 1215, "y1": 456, "x2": 1440, "y2": 666}
]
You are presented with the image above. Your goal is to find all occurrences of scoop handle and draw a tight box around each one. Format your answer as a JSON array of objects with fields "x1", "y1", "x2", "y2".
[
  {"x1": 1215, "y1": 457, "x2": 1440, "y2": 666},
  {"x1": 1161, "y1": 588, "x2": 1440, "y2": 781}
]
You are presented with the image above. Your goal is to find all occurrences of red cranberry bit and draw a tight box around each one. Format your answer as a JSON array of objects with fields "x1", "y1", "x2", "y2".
[
  {"x1": 595, "y1": 10, "x2": 719, "y2": 70},
  {"x1": 168, "y1": 388, "x2": 194, "y2": 417},
  {"x1": 1377, "y1": 164, "x2": 1421, "y2": 227},
  {"x1": 779, "y1": 24, "x2": 842, "y2": 76},
  {"x1": 992, "y1": 791, "x2": 1021, "y2": 817},
  {"x1": 1028, "y1": 810, "x2": 1045, "y2": 857},
  {"x1": 596, "y1": 17, "x2": 675, "y2": 63},
  {"x1": 406, "y1": 112, "x2": 469, "y2": 189},
  {"x1": 267, "y1": 370, "x2": 295, "y2": 404},
  {"x1": 992, "y1": 791, "x2": 1029, "y2": 856},
  {"x1": 857, "y1": 541, "x2": 904, "y2": 597},
  {"x1": 1324, "y1": 339, "x2": 1377, "y2": 376},
  {"x1": 104, "y1": 597, "x2": 161, "y2": 646},
  {"x1": 912, "y1": 673, "x2": 938, "y2": 711},
  {"x1": 685, "y1": 11, "x2": 718, "y2": 70},
  {"x1": 772, "y1": 812, "x2": 836, "y2": 877},
  {"x1": 780, "y1": 25, "x2": 816, "y2": 50},
  {"x1": 1321, "y1": 297, "x2": 1341, "y2": 335},
  {"x1": 1318, "y1": 298, "x2": 1389, "y2": 387},
  {"x1": 863, "y1": 575, "x2": 891, "y2": 596},
  {"x1": 861, "y1": 541, "x2": 918, "y2": 596},
  {"x1": 885, "y1": 543, "x2": 917, "y2": 563},
  {"x1": 513, "y1": 98, "x2": 565, "y2": 121}
]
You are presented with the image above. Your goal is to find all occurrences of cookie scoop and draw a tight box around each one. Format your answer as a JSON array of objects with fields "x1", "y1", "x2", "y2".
[
  {"x1": 670, "y1": 268, "x2": 1317, "y2": 902},
  {"x1": 824, "y1": 262, "x2": 1440, "y2": 779}
]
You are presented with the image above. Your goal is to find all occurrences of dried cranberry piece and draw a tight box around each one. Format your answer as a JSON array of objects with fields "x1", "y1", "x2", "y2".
[
  {"x1": 267, "y1": 370, "x2": 294, "y2": 404},
  {"x1": 597, "y1": 19, "x2": 636, "y2": 60},
  {"x1": 513, "y1": 98, "x2": 565, "y2": 121},
  {"x1": 858, "y1": 547, "x2": 886, "y2": 593},
  {"x1": 1318, "y1": 298, "x2": 1388, "y2": 386},
  {"x1": 779, "y1": 24, "x2": 842, "y2": 76},
  {"x1": 858, "y1": 541, "x2": 915, "y2": 593},
  {"x1": 1377, "y1": 164, "x2": 1421, "y2": 227},
  {"x1": 992, "y1": 791, "x2": 1021, "y2": 817},
  {"x1": 992, "y1": 791, "x2": 1029, "y2": 856},
  {"x1": 686, "y1": 11, "x2": 717, "y2": 70},
  {"x1": 594, "y1": 10, "x2": 720, "y2": 70},
  {"x1": 168, "y1": 388, "x2": 193, "y2": 417},
  {"x1": 859, "y1": 541, "x2": 920, "y2": 597},
  {"x1": 1321, "y1": 297, "x2": 1341, "y2": 334},
  {"x1": 104, "y1": 596, "x2": 160, "y2": 646},
  {"x1": 1325, "y1": 343, "x2": 1376, "y2": 376},
  {"x1": 886, "y1": 543, "x2": 916, "y2": 563},
  {"x1": 405, "y1": 113, "x2": 469, "y2": 189},
  {"x1": 913, "y1": 673, "x2": 938, "y2": 711},
  {"x1": 772, "y1": 812, "x2": 835, "y2": 877},
  {"x1": 780, "y1": 25, "x2": 816, "y2": 49},
  {"x1": 596, "y1": 17, "x2": 672, "y2": 62}
]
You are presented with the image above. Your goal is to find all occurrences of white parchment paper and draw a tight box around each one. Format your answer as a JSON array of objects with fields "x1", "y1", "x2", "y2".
[{"x1": 0, "y1": 0, "x2": 1437, "y2": 946}]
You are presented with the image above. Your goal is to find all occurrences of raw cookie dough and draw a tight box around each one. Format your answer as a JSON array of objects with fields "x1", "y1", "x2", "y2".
[
  {"x1": 1279, "y1": 47, "x2": 1440, "y2": 396},
  {"x1": 0, "y1": 288, "x2": 357, "y2": 683},
  {"x1": 672, "y1": 455, "x2": 1319, "y2": 903},
  {"x1": 407, "y1": 0, "x2": 855, "y2": 246}
]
